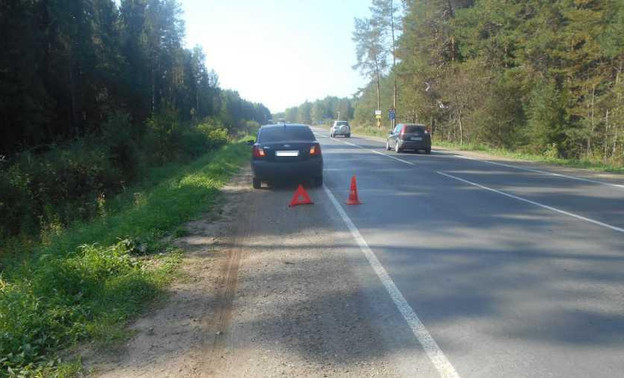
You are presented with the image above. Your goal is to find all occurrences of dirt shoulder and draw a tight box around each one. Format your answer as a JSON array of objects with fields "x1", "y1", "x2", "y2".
[
  {"x1": 87, "y1": 169, "x2": 252, "y2": 377},
  {"x1": 88, "y1": 167, "x2": 432, "y2": 377}
]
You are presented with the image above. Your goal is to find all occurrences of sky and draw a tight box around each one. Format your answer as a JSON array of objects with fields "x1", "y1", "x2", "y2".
[{"x1": 181, "y1": 0, "x2": 372, "y2": 113}]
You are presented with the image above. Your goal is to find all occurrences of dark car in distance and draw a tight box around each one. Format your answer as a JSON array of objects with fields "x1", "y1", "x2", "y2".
[
  {"x1": 386, "y1": 123, "x2": 431, "y2": 154},
  {"x1": 250, "y1": 124, "x2": 323, "y2": 189}
]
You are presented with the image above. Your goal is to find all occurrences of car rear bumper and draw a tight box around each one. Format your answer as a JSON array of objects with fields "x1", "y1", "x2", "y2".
[
  {"x1": 332, "y1": 128, "x2": 350, "y2": 135},
  {"x1": 398, "y1": 140, "x2": 431, "y2": 150},
  {"x1": 252, "y1": 159, "x2": 323, "y2": 181}
]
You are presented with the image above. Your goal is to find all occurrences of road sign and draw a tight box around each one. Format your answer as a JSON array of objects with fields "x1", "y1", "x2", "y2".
[
  {"x1": 389, "y1": 109, "x2": 396, "y2": 121},
  {"x1": 374, "y1": 110, "x2": 382, "y2": 116}
]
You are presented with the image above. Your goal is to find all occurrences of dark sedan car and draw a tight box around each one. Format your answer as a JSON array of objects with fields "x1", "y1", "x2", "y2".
[
  {"x1": 250, "y1": 124, "x2": 323, "y2": 189},
  {"x1": 386, "y1": 123, "x2": 431, "y2": 154}
]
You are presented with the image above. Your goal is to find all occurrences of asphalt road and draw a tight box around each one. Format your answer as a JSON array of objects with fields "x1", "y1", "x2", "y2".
[
  {"x1": 91, "y1": 127, "x2": 624, "y2": 377},
  {"x1": 306, "y1": 128, "x2": 624, "y2": 377}
]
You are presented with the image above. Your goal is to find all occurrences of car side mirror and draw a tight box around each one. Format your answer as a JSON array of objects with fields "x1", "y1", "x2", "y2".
[
  {"x1": 388, "y1": 131, "x2": 393, "y2": 135},
  {"x1": 246, "y1": 139, "x2": 255, "y2": 146}
]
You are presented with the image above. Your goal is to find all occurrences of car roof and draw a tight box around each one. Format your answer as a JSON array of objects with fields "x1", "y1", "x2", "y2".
[
  {"x1": 261, "y1": 123, "x2": 309, "y2": 128},
  {"x1": 399, "y1": 123, "x2": 426, "y2": 127}
]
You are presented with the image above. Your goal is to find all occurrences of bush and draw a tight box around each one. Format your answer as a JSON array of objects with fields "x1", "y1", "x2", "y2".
[
  {"x1": 144, "y1": 111, "x2": 230, "y2": 165},
  {"x1": 0, "y1": 142, "x2": 124, "y2": 239},
  {"x1": 0, "y1": 110, "x2": 247, "y2": 240},
  {"x1": 100, "y1": 112, "x2": 142, "y2": 182},
  {"x1": 196, "y1": 122, "x2": 229, "y2": 149},
  {"x1": 144, "y1": 107, "x2": 185, "y2": 165},
  {"x1": 0, "y1": 240, "x2": 160, "y2": 374}
]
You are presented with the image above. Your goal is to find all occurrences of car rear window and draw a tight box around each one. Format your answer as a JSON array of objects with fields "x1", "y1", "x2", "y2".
[
  {"x1": 336, "y1": 121, "x2": 348, "y2": 126},
  {"x1": 403, "y1": 125, "x2": 426, "y2": 134},
  {"x1": 259, "y1": 127, "x2": 315, "y2": 142}
]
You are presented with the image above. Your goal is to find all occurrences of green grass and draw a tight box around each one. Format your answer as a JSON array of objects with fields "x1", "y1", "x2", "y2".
[
  {"x1": 0, "y1": 142, "x2": 250, "y2": 376},
  {"x1": 433, "y1": 140, "x2": 624, "y2": 173}
]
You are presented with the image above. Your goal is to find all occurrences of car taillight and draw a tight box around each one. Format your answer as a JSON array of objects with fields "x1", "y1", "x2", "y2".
[
  {"x1": 424, "y1": 128, "x2": 430, "y2": 134},
  {"x1": 309, "y1": 144, "x2": 321, "y2": 156},
  {"x1": 399, "y1": 126, "x2": 405, "y2": 139},
  {"x1": 253, "y1": 145, "x2": 266, "y2": 158}
]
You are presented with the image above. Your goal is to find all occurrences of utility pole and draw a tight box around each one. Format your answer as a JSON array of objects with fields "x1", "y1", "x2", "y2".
[{"x1": 390, "y1": 0, "x2": 397, "y2": 129}]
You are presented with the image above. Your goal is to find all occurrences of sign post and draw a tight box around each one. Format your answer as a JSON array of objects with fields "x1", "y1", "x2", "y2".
[
  {"x1": 375, "y1": 110, "x2": 382, "y2": 128},
  {"x1": 388, "y1": 108, "x2": 396, "y2": 128}
]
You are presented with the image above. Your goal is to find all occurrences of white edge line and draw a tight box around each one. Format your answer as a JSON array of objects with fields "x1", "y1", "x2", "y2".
[
  {"x1": 437, "y1": 171, "x2": 624, "y2": 234},
  {"x1": 445, "y1": 153, "x2": 624, "y2": 190},
  {"x1": 370, "y1": 149, "x2": 416, "y2": 165},
  {"x1": 327, "y1": 134, "x2": 624, "y2": 234},
  {"x1": 322, "y1": 184, "x2": 460, "y2": 378}
]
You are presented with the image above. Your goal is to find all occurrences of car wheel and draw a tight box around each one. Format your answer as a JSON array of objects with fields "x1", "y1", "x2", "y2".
[
  {"x1": 395, "y1": 142, "x2": 402, "y2": 153},
  {"x1": 252, "y1": 178, "x2": 261, "y2": 189},
  {"x1": 346, "y1": 133, "x2": 351, "y2": 138},
  {"x1": 425, "y1": 148, "x2": 431, "y2": 154},
  {"x1": 386, "y1": 141, "x2": 391, "y2": 151},
  {"x1": 313, "y1": 175, "x2": 323, "y2": 187}
]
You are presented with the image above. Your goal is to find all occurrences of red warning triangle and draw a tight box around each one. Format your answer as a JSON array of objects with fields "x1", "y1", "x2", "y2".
[{"x1": 289, "y1": 184, "x2": 314, "y2": 207}]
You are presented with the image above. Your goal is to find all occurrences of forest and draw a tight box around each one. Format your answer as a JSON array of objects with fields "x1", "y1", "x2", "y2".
[
  {"x1": 277, "y1": 96, "x2": 356, "y2": 124},
  {"x1": 286, "y1": 0, "x2": 624, "y2": 165},
  {"x1": 0, "y1": 0, "x2": 270, "y2": 238}
]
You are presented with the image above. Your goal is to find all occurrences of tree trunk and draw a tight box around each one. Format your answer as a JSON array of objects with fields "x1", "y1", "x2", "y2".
[
  {"x1": 390, "y1": 0, "x2": 397, "y2": 127},
  {"x1": 587, "y1": 84, "x2": 596, "y2": 157},
  {"x1": 458, "y1": 109, "x2": 464, "y2": 145},
  {"x1": 375, "y1": 58, "x2": 381, "y2": 128},
  {"x1": 69, "y1": 61, "x2": 80, "y2": 137},
  {"x1": 604, "y1": 109, "x2": 609, "y2": 161}
]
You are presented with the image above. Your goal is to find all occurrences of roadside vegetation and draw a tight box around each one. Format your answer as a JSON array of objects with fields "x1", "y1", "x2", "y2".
[
  {"x1": 280, "y1": 0, "x2": 624, "y2": 171},
  {"x1": 1, "y1": 0, "x2": 263, "y2": 375},
  {"x1": 0, "y1": 142, "x2": 250, "y2": 375}
]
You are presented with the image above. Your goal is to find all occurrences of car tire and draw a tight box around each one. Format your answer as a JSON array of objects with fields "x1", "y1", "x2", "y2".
[
  {"x1": 386, "y1": 141, "x2": 391, "y2": 151},
  {"x1": 395, "y1": 142, "x2": 402, "y2": 153},
  {"x1": 346, "y1": 133, "x2": 351, "y2": 138},
  {"x1": 425, "y1": 148, "x2": 431, "y2": 154},
  {"x1": 313, "y1": 175, "x2": 323, "y2": 187},
  {"x1": 252, "y1": 178, "x2": 261, "y2": 189}
]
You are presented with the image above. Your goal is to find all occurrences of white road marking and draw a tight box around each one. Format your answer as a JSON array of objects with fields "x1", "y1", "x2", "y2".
[
  {"x1": 343, "y1": 141, "x2": 363, "y2": 148},
  {"x1": 323, "y1": 184, "x2": 460, "y2": 378},
  {"x1": 328, "y1": 135, "x2": 417, "y2": 166},
  {"x1": 327, "y1": 135, "x2": 624, "y2": 233},
  {"x1": 321, "y1": 128, "x2": 624, "y2": 190},
  {"x1": 447, "y1": 154, "x2": 624, "y2": 190},
  {"x1": 370, "y1": 150, "x2": 416, "y2": 165},
  {"x1": 437, "y1": 171, "x2": 624, "y2": 234}
]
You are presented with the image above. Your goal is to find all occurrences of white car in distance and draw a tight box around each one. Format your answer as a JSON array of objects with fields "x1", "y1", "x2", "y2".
[{"x1": 330, "y1": 120, "x2": 351, "y2": 138}]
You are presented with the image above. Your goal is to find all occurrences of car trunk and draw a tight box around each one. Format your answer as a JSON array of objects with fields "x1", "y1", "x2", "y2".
[
  {"x1": 336, "y1": 125, "x2": 349, "y2": 133},
  {"x1": 261, "y1": 141, "x2": 315, "y2": 162},
  {"x1": 400, "y1": 126, "x2": 428, "y2": 142}
]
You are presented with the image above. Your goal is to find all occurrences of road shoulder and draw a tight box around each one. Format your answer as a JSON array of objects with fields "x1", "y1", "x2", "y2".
[{"x1": 87, "y1": 167, "x2": 435, "y2": 377}]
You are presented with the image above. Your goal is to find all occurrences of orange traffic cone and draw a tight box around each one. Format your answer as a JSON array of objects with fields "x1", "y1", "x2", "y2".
[
  {"x1": 346, "y1": 176, "x2": 362, "y2": 205},
  {"x1": 289, "y1": 184, "x2": 314, "y2": 207}
]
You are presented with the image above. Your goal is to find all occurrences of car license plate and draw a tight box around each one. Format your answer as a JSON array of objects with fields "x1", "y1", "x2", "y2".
[
  {"x1": 276, "y1": 150, "x2": 299, "y2": 157},
  {"x1": 410, "y1": 136, "x2": 422, "y2": 141}
]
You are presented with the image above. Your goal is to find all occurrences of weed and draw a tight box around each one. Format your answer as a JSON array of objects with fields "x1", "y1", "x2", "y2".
[{"x1": 0, "y1": 142, "x2": 250, "y2": 375}]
